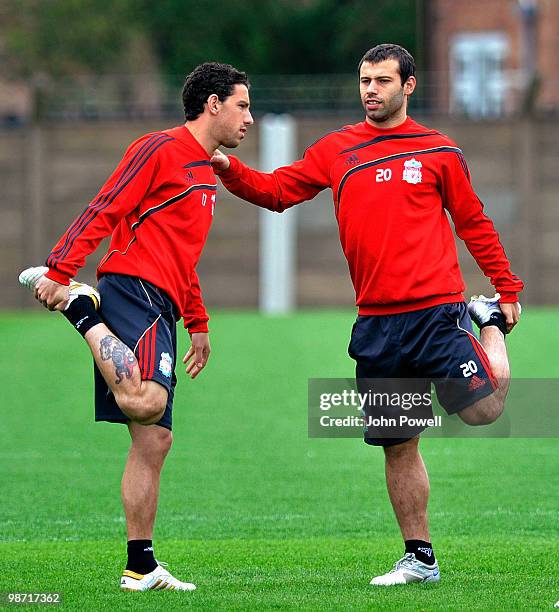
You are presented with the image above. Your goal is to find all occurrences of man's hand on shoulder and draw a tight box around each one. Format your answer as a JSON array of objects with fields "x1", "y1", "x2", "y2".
[
  {"x1": 210, "y1": 149, "x2": 230, "y2": 173},
  {"x1": 35, "y1": 276, "x2": 70, "y2": 311},
  {"x1": 183, "y1": 332, "x2": 211, "y2": 379},
  {"x1": 499, "y1": 302, "x2": 521, "y2": 333}
]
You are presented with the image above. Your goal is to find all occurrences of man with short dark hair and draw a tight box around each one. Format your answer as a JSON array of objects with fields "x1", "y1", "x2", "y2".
[
  {"x1": 20, "y1": 61, "x2": 253, "y2": 591},
  {"x1": 211, "y1": 44, "x2": 522, "y2": 585}
]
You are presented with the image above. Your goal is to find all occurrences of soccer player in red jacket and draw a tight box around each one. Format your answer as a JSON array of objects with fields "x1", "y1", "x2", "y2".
[
  {"x1": 19, "y1": 62, "x2": 253, "y2": 591},
  {"x1": 211, "y1": 44, "x2": 522, "y2": 586}
]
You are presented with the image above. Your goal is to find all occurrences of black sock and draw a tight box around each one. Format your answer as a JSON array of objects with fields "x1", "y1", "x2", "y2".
[
  {"x1": 479, "y1": 311, "x2": 507, "y2": 336},
  {"x1": 126, "y1": 539, "x2": 158, "y2": 575},
  {"x1": 405, "y1": 539, "x2": 435, "y2": 565},
  {"x1": 62, "y1": 296, "x2": 102, "y2": 337}
]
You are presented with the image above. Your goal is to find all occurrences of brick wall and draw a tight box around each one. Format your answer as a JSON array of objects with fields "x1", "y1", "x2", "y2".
[
  {"x1": 428, "y1": 0, "x2": 558, "y2": 113},
  {"x1": 538, "y1": 0, "x2": 559, "y2": 110}
]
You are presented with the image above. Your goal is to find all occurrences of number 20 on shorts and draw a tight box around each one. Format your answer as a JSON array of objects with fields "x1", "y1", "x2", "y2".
[{"x1": 460, "y1": 360, "x2": 478, "y2": 377}]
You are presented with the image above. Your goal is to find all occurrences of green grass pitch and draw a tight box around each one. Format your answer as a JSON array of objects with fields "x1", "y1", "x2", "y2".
[{"x1": 1, "y1": 309, "x2": 558, "y2": 610}]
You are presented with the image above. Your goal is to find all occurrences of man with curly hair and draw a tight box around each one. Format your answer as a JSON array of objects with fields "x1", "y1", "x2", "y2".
[{"x1": 20, "y1": 62, "x2": 253, "y2": 592}]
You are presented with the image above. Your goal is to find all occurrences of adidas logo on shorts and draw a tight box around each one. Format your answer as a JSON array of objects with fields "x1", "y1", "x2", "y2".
[{"x1": 468, "y1": 375, "x2": 487, "y2": 391}]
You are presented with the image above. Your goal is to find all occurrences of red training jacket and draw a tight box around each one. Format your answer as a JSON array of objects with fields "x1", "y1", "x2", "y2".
[
  {"x1": 45, "y1": 126, "x2": 216, "y2": 333},
  {"x1": 219, "y1": 116, "x2": 523, "y2": 314}
]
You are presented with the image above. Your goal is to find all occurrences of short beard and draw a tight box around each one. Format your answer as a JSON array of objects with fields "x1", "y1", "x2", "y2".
[
  {"x1": 366, "y1": 109, "x2": 391, "y2": 123},
  {"x1": 364, "y1": 90, "x2": 406, "y2": 123}
]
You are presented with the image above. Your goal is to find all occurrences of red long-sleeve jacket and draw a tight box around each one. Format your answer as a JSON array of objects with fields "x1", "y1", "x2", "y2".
[
  {"x1": 219, "y1": 116, "x2": 523, "y2": 314},
  {"x1": 45, "y1": 125, "x2": 215, "y2": 333}
]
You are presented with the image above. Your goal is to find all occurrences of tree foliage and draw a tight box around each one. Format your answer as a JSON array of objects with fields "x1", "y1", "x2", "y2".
[
  {"x1": 1, "y1": 0, "x2": 139, "y2": 78},
  {"x1": 142, "y1": 0, "x2": 417, "y2": 76},
  {"x1": 1, "y1": 0, "x2": 417, "y2": 79}
]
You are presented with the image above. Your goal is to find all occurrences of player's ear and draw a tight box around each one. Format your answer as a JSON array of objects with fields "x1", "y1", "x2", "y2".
[
  {"x1": 404, "y1": 76, "x2": 416, "y2": 96},
  {"x1": 207, "y1": 94, "x2": 221, "y2": 115}
]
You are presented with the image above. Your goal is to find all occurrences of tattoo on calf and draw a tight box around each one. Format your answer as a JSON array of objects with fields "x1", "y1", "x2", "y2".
[{"x1": 99, "y1": 335, "x2": 136, "y2": 384}]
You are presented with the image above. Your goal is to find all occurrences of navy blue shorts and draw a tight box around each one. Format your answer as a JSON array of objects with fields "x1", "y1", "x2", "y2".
[
  {"x1": 94, "y1": 274, "x2": 178, "y2": 430},
  {"x1": 348, "y1": 302, "x2": 497, "y2": 447}
]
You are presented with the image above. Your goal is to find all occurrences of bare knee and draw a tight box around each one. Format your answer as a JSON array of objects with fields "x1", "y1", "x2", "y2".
[
  {"x1": 145, "y1": 426, "x2": 173, "y2": 457},
  {"x1": 158, "y1": 428, "x2": 173, "y2": 456},
  {"x1": 116, "y1": 382, "x2": 168, "y2": 425},
  {"x1": 129, "y1": 422, "x2": 173, "y2": 460},
  {"x1": 459, "y1": 394, "x2": 503, "y2": 426}
]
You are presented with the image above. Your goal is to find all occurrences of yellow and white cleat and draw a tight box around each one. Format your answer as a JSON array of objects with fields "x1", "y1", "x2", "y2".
[
  {"x1": 66, "y1": 280, "x2": 100, "y2": 310},
  {"x1": 19, "y1": 266, "x2": 100, "y2": 310},
  {"x1": 120, "y1": 563, "x2": 196, "y2": 592}
]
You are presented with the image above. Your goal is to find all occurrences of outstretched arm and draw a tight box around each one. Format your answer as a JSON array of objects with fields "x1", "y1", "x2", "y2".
[{"x1": 211, "y1": 144, "x2": 330, "y2": 212}]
